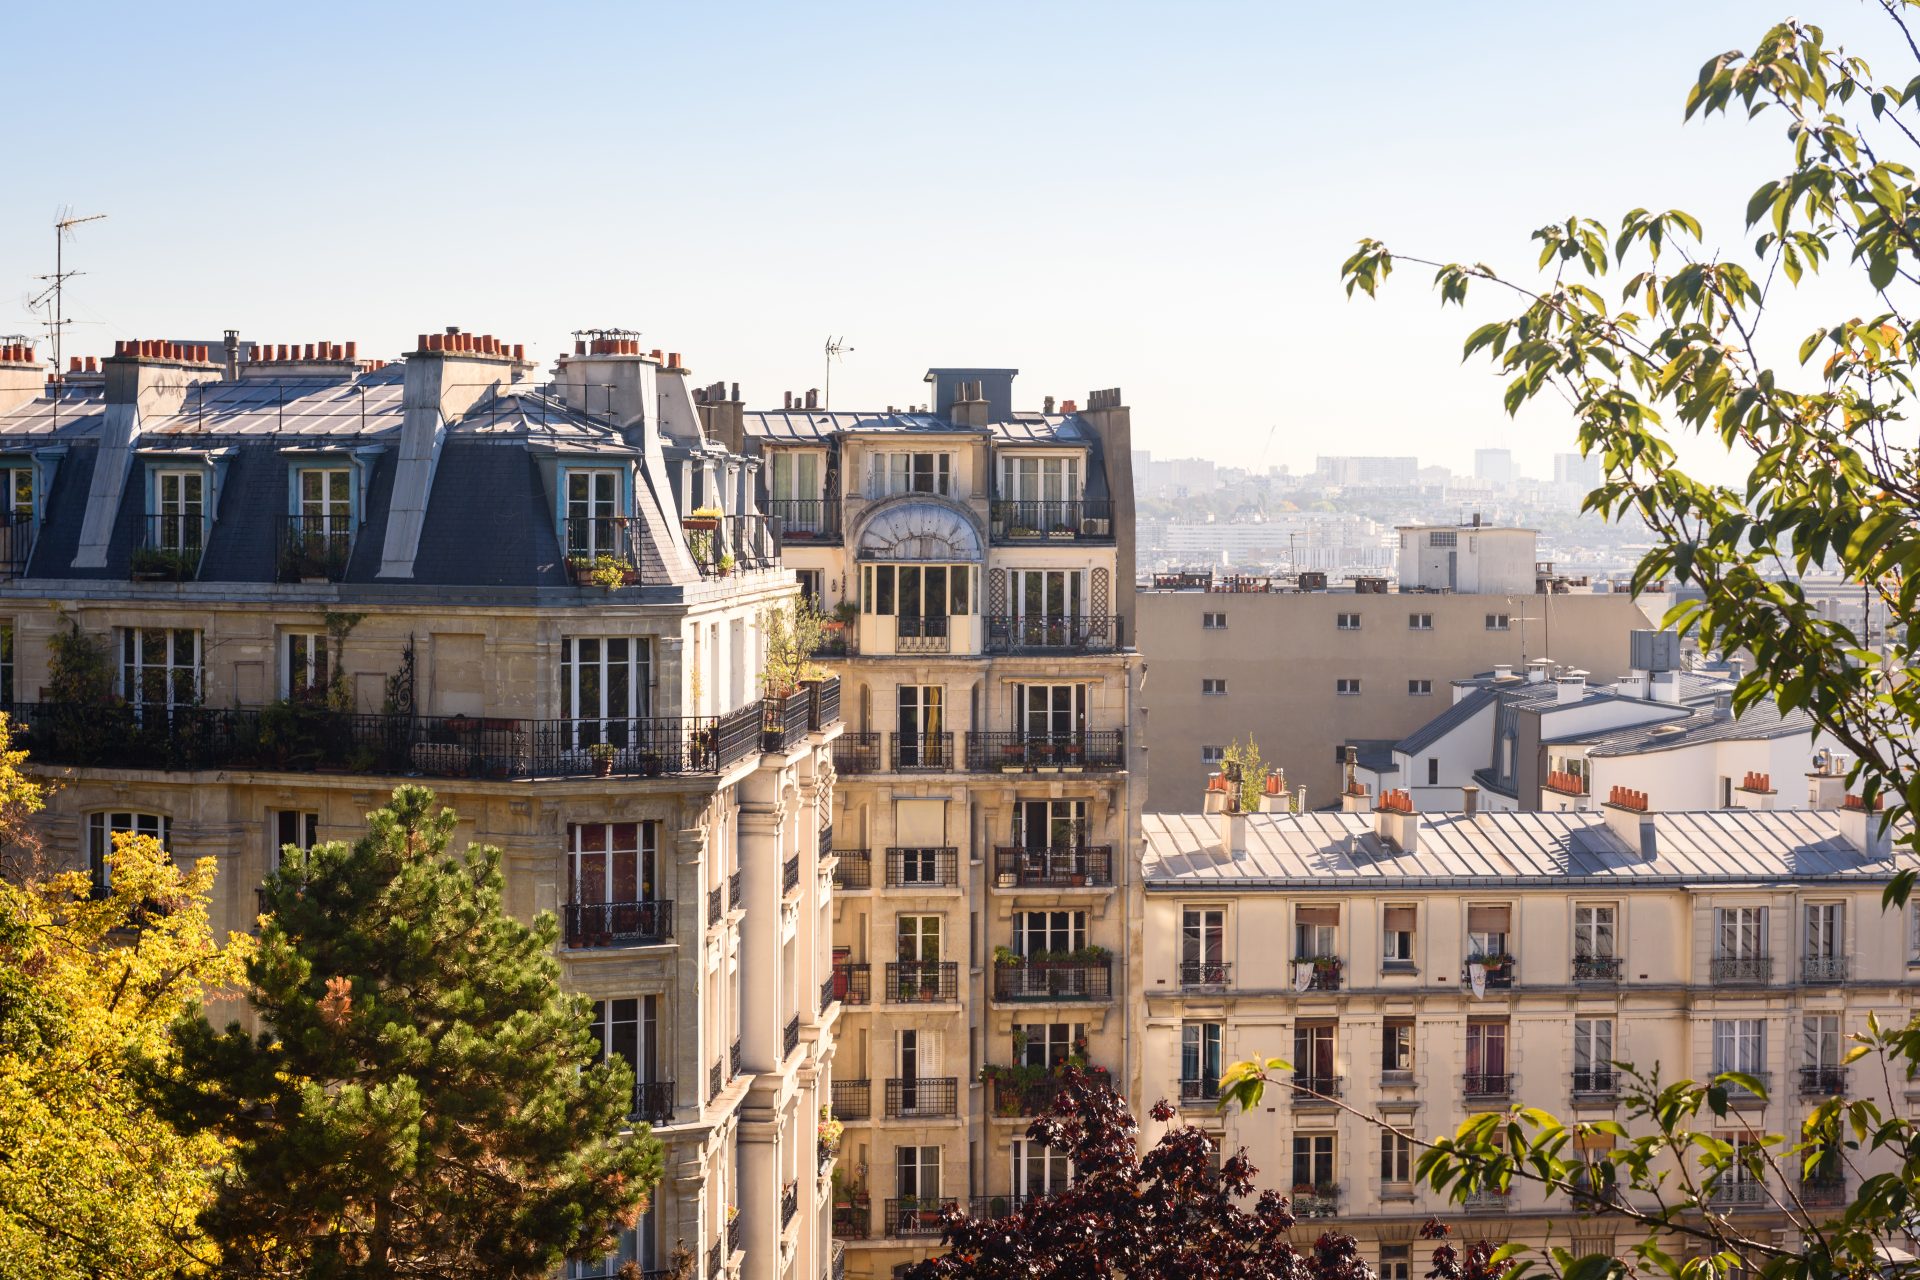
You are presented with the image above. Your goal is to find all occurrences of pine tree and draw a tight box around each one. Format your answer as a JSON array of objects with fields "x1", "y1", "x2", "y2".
[{"x1": 156, "y1": 785, "x2": 661, "y2": 1279}]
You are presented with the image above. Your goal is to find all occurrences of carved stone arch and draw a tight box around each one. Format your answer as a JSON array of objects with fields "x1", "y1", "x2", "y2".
[{"x1": 854, "y1": 499, "x2": 984, "y2": 561}]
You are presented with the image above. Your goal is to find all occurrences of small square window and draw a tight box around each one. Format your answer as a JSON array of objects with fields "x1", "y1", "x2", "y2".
[
  {"x1": 1201, "y1": 745, "x2": 1225, "y2": 765},
  {"x1": 1408, "y1": 679, "x2": 1432, "y2": 696},
  {"x1": 1336, "y1": 613, "x2": 1362, "y2": 631},
  {"x1": 1202, "y1": 678, "x2": 1227, "y2": 696},
  {"x1": 1336, "y1": 678, "x2": 1361, "y2": 695},
  {"x1": 1486, "y1": 613, "x2": 1511, "y2": 631},
  {"x1": 1408, "y1": 613, "x2": 1433, "y2": 631},
  {"x1": 1202, "y1": 612, "x2": 1227, "y2": 630}
]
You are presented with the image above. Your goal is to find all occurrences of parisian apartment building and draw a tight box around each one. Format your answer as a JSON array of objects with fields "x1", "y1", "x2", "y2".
[
  {"x1": 697, "y1": 370, "x2": 1144, "y2": 1279},
  {"x1": 1130, "y1": 779, "x2": 1916, "y2": 1268},
  {"x1": 0, "y1": 334, "x2": 842, "y2": 1280},
  {"x1": 1137, "y1": 521, "x2": 1658, "y2": 806}
]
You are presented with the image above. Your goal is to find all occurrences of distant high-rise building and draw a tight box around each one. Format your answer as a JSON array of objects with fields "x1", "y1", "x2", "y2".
[
  {"x1": 1474, "y1": 447, "x2": 1514, "y2": 486},
  {"x1": 1554, "y1": 452, "x2": 1601, "y2": 488},
  {"x1": 1313, "y1": 455, "x2": 1418, "y2": 487}
]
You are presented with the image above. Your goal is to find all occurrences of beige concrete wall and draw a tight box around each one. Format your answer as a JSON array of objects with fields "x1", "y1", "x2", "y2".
[{"x1": 1137, "y1": 589, "x2": 1652, "y2": 807}]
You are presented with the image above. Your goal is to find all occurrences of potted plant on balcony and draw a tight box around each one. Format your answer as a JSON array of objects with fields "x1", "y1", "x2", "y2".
[
  {"x1": 130, "y1": 545, "x2": 191, "y2": 581},
  {"x1": 817, "y1": 1106, "x2": 843, "y2": 1165},
  {"x1": 683, "y1": 505, "x2": 722, "y2": 532},
  {"x1": 1048, "y1": 522, "x2": 1076, "y2": 539},
  {"x1": 588, "y1": 741, "x2": 616, "y2": 777}
]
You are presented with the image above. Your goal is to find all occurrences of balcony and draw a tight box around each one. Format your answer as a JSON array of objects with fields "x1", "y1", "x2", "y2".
[
  {"x1": 731, "y1": 1037, "x2": 742, "y2": 1076},
  {"x1": 895, "y1": 614, "x2": 950, "y2": 655},
  {"x1": 1178, "y1": 961, "x2": 1232, "y2": 990},
  {"x1": 0, "y1": 511, "x2": 34, "y2": 579},
  {"x1": 830, "y1": 1238, "x2": 846, "y2": 1280},
  {"x1": 767, "y1": 498, "x2": 841, "y2": 543},
  {"x1": 729, "y1": 1215, "x2": 742, "y2": 1258},
  {"x1": 820, "y1": 973, "x2": 836, "y2": 1014},
  {"x1": 992, "y1": 845, "x2": 1114, "y2": 888},
  {"x1": 1573, "y1": 955, "x2": 1622, "y2": 983},
  {"x1": 563, "y1": 515, "x2": 647, "y2": 586},
  {"x1": 832, "y1": 732, "x2": 883, "y2": 775},
  {"x1": 563, "y1": 900, "x2": 673, "y2": 949},
  {"x1": 965, "y1": 730, "x2": 1125, "y2": 773},
  {"x1": 1802, "y1": 955, "x2": 1849, "y2": 983},
  {"x1": 830, "y1": 850, "x2": 871, "y2": 890},
  {"x1": 133, "y1": 514, "x2": 207, "y2": 581},
  {"x1": 1714, "y1": 1069, "x2": 1771, "y2": 1101},
  {"x1": 1180, "y1": 1077, "x2": 1221, "y2": 1103},
  {"x1": 1801, "y1": 1174, "x2": 1847, "y2": 1208},
  {"x1": 2, "y1": 701, "x2": 769, "y2": 780},
  {"x1": 967, "y1": 1194, "x2": 1040, "y2": 1219},
  {"x1": 886, "y1": 960, "x2": 959, "y2": 1003},
  {"x1": 1707, "y1": 1179, "x2": 1766, "y2": 1207},
  {"x1": 830, "y1": 1078, "x2": 871, "y2": 1121},
  {"x1": 1463, "y1": 958, "x2": 1514, "y2": 990},
  {"x1": 1463, "y1": 1072, "x2": 1514, "y2": 1100},
  {"x1": 989, "y1": 499, "x2": 1114, "y2": 542},
  {"x1": 783, "y1": 855, "x2": 800, "y2": 896},
  {"x1": 992, "y1": 957, "x2": 1113, "y2": 1003},
  {"x1": 277, "y1": 515, "x2": 355, "y2": 582},
  {"x1": 764, "y1": 688, "x2": 814, "y2": 753},
  {"x1": 1291, "y1": 1074, "x2": 1342, "y2": 1104},
  {"x1": 707, "y1": 887, "x2": 723, "y2": 928},
  {"x1": 885, "y1": 847, "x2": 959, "y2": 888},
  {"x1": 784, "y1": 1014, "x2": 801, "y2": 1059},
  {"x1": 891, "y1": 731, "x2": 953, "y2": 771},
  {"x1": 1571, "y1": 1068, "x2": 1618, "y2": 1096},
  {"x1": 729, "y1": 869, "x2": 742, "y2": 909},
  {"x1": 832, "y1": 1200, "x2": 871, "y2": 1241},
  {"x1": 809, "y1": 676, "x2": 840, "y2": 730},
  {"x1": 1290, "y1": 1185, "x2": 1340, "y2": 1219},
  {"x1": 984, "y1": 1064, "x2": 1111, "y2": 1118},
  {"x1": 885, "y1": 1197, "x2": 957, "y2": 1238},
  {"x1": 884, "y1": 1077, "x2": 959, "y2": 1119},
  {"x1": 782, "y1": 1181, "x2": 799, "y2": 1230},
  {"x1": 832, "y1": 962, "x2": 871, "y2": 1006},
  {"x1": 1711, "y1": 955, "x2": 1773, "y2": 984},
  {"x1": 707, "y1": 1239, "x2": 721, "y2": 1280},
  {"x1": 1290, "y1": 958, "x2": 1343, "y2": 992},
  {"x1": 1799, "y1": 1065, "x2": 1848, "y2": 1097},
  {"x1": 685, "y1": 513, "x2": 781, "y2": 577},
  {"x1": 631, "y1": 1080, "x2": 675, "y2": 1124},
  {"x1": 709, "y1": 1060, "x2": 722, "y2": 1102},
  {"x1": 983, "y1": 615, "x2": 1125, "y2": 654},
  {"x1": 1463, "y1": 1189, "x2": 1512, "y2": 1214}
]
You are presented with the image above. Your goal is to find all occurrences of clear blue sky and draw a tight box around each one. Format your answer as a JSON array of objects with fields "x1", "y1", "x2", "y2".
[{"x1": 2, "y1": 1, "x2": 1900, "y2": 479}]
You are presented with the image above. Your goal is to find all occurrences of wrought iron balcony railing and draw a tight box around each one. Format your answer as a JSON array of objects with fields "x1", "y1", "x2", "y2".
[
  {"x1": 983, "y1": 615, "x2": 1125, "y2": 653},
  {"x1": 781, "y1": 1181, "x2": 799, "y2": 1230},
  {"x1": 784, "y1": 1014, "x2": 800, "y2": 1059},
  {"x1": 1571, "y1": 1068, "x2": 1618, "y2": 1095},
  {"x1": 891, "y1": 731, "x2": 953, "y2": 771},
  {"x1": 631, "y1": 1080, "x2": 675, "y2": 1124},
  {"x1": 1799, "y1": 1065, "x2": 1849, "y2": 1097},
  {"x1": 832, "y1": 962, "x2": 871, "y2": 1006},
  {"x1": 1802, "y1": 955, "x2": 1849, "y2": 982},
  {"x1": 966, "y1": 730, "x2": 1125, "y2": 772},
  {"x1": 989, "y1": 499, "x2": 1114, "y2": 541},
  {"x1": 985, "y1": 1064, "x2": 1111, "y2": 1117},
  {"x1": 1180, "y1": 1077, "x2": 1221, "y2": 1102},
  {"x1": 885, "y1": 1197, "x2": 958, "y2": 1238},
  {"x1": 884, "y1": 1077, "x2": 959, "y2": 1119},
  {"x1": 1178, "y1": 960, "x2": 1232, "y2": 989},
  {"x1": 0, "y1": 512, "x2": 34, "y2": 579},
  {"x1": 831, "y1": 849, "x2": 871, "y2": 890},
  {"x1": 1289, "y1": 958, "x2": 1343, "y2": 991},
  {"x1": 991, "y1": 845, "x2": 1114, "y2": 888},
  {"x1": 832, "y1": 731, "x2": 883, "y2": 775},
  {"x1": 707, "y1": 886, "x2": 723, "y2": 927},
  {"x1": 766, "y1": 498, "x2": 841, "y2": 543},
  {"x1": 1291, "y1": 1185, "x2": 1340, "y2": 1218},
  {"x1": 886, "y1": 960, "x2": 959, "y2": 1002},
  {"x1": 992, "y1": 958, "x2": 1113, "y2": 1003},
  {"x1": 832, "y1": 1202, "x2": 871, "y2": 1240},
  {"x1": 1463, "y1": 959, "x2": 1515, "y2": 989},
  {"x1": 1463, "y1": 1189, "x2": 1512, "y2": 1214},
  {"x1": 1710, "y1": 955, "x2": 1773, "y2": 984},
  {"x1": 1707, "y1": 1179, "x2": 1766, "y2": 1206},
  {"x1": 886, "y1": 847, "x2": 959, "y2": 888},
  {"x1": 831, "y1": 1078, "x2": 871, "y2": 1121},
  {"x1": 1463, "y1": 1072, "x2": 1515, "y2": 1099},
  {"x1": 563, "y1": 900, "x2": 673, "y2": 949},
  {"x1": 895, "y1": 614, "x2": 950, "y2": 655},
  {"x1": 1291, "y1": 1074, "x2": 1342, "y2": 1103},
  {"x1": 277, "y1": 515, "x2": 356, "y2": 581},
  {"x1": 1572, "y1": 955, "x2": 1622, "y2": 983},
  {"x1": 783, "y1": 855, "x2": 800, "y2": 896},
  {"x1": 134, "y1": 513, "x2": 207, "y2": 580}
]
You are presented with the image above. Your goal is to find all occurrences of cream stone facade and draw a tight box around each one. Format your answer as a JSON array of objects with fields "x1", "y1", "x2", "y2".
[
  {"x1": 729, "y1": 373, "x2": 1144, "y2": 1279},
  {"x1": 0, "y1": 334, "x2": 842, "y2": 1280},
  {"x1": 1133, "y1": 788, "x2": 1918, "y2": 1265}
]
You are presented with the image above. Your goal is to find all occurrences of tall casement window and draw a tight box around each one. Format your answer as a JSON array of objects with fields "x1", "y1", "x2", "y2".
[
  {"x1": 1466, "y1": 903, "x2": 1511, "y2": 961},
  {"x1": 1382, "y1": 905, "x2": 1416, "y2": 964},
  {"x1": 1294, "y1": 1021, "x2": 1337, "y2": 1088},
  {"x1": 862, "y1": 564, "x2": 974, "y2": 624},
  {"x1": 1009, "y1": 569, "x2": 1083, "y2": 626},
  {"x1": 1713, "y1": 1018, "x2": 1767, "y2": 1078},
  {"x1": 1181, "y1": 1022, "x2": 1223, "y2": 1099},
  {"x1": 1014, "y1": 683, "x2": 1086, "y2": 739},
  {"x1": 1382, "y1": 1018, "x2": 1415, "y2": 1073},
  {"x1": 895, "y1": 685, "x2": 945, "y2": 767},
  {"x1": 560, "y1": 637, "x2": 652, "y2": 747},
  {"x1": 1290, "y1": 1133, "x2": 1336, "y2": 1189},
  {"x1": 3, "y1": 465, "x2": 32, "y2": 524},
  {"x1": 896, "y1": 1145, "x2": 941, "y2": 1203},
  {"x1": 1465, "y1": 1019, "x2": 1509, "y2": 1090},
  {"x1": 873, "y1": 452, "x2": 951, "y2": 497},
  {"x1": 284, "y1": 630, "x2": 329, "y2": 700},
  {"x1": 1016, "y1": 1022, "x2": 1082, "y2": 1068},
  {"x1": 1011, "y1": 1137, "x2": 1072, "y2": 1197},
  {"x1": 1000, "y1": 454, "x2": 1080, "y2": 513},
  {"x1": 1573, "y1": 1017, "x2": 1615, "y2": 1091},
  {"x1": 1574, "y1": 904, "x2": 1616, "y2": 959},
  {"x1": 1180, "y1": 906, "x2": 1226, "y2": 985},
  {"x1": 88, "y1": 811, "x2": 169, "y2": 891},
  {"x1": 270, "y1": 810, "x2": 319, "y2": 874},
  {"x1": 1805, "y1": 902, "x2": 1844, "y2": 979},
  {"x1": 564, "y1": 469, "x2": 622, "y2": 557},
  {"x1": 897, "y1": 915, "x2": 942, "y2": 962},
  {"x1": 153, "y1": 469, "x2": 205, "y2": 553},
  {"x1": 1011, "y1": 910, "x2": 1086, "y2": 957},
  {"x1": 1014, "y1": 798, "x2": 1088, "y2": 850},
  {"x1": 770, "y1": 451, "x2": 825, "y2": 533},
  {"x1": 587, "y1": 995, "x2": 661, "y2": 1087},
  {"x1": 121, "y1": 628, "x2": 201, "y2": 715},
  {"x1": 299, "y1": 467, "x2": 352, "y2": 532},
  {"x1": 1381, "y1": 1131, "x2": 1414, "y2": 1185},
  {"x1": 566, "y1": 822, "x2": 660, "y2": 906}
]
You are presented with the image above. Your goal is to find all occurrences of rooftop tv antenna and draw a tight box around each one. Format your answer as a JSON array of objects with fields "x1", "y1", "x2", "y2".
[
  {"x1": 823, "y1": 336, "x2": 852, "y2": 410},
  {"x1": 29, "y1": 209, "x2": 107, "y2": 372}
]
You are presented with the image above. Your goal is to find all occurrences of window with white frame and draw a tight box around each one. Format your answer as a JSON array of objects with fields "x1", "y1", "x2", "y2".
[
  {"x1": 1202, "y1": 611, "x2": 1227, "y2": 629},
  {"x1": 1805, "y1": 902, "x2": 1844, "y2": 966},
  {"x1": 1383, "y1": 905, "x2": 1416, "y2": 964},
  {"x1": 284, "y1": 630, "x2": 329, "y2": 700},
  {"x1": 897, "y1": 915, "x2": 942, "y2": 962},
  {"x1": 1336, "y1": 612, "x2": 1361, "y2": 631},
  {"x1": 896, "y1": 1145, "x2": 941, "y2": 1201},
  {"x1": 564, "y1": 469, "x2": 622, "y2": 557},
  {"x1": 298, "y1": 467, "x2": 352, "y2": 533},
  {"x1": 1014, "y1": 683, "x2": 1085, "y2": 738},
  {"x1": 1181, "y1": 906, "x2": 1225, "y2": 982},
  {"x1": 1011, "y1": 1137, "x2": 1072, "y2": 1197},
  {"x1": 88, "y1": 811, "x2": 169, "y2": 890},
  {"x1": 1200, "y1": 745, "x2": 1224, "y2": 765},
  {"x1": 587, "y1": 995, "x2": 661, "y2": 1085},
  {"x1": 1181, "y1": 1022, "x2": 1222, "y2": 1097},
  {"x1": 270, "y1": 810, "x2": 318, "y2": 874},
  {"x1": 1715, "y1": 906, "x2": 1767, "y2": 959},
  {"x1": 1574, "y1": 1018, "x2": 1614, "y2": 1089},
  {"x1": 999, "y1": 455, "x2": 1080, "y2": 532},
  {"x1": 1380, "y1": 1130, "x2": 1413, "y2": 1185},
  {"x1": 1291, "y1": 1133, "x2": 1336, "y2": 1189},
  {"x1": 862, "y1": 564, "x2": 975, "y2": 623},
  {"x1": 1803, "y1": 1013, "x2": 1841, "y2": 1071},
  {"x1": 1016, "y1": 1022, "x2": 1081, "y2": 1068},
  {"x1": 1336, "y1": 677, "x2": 1361, "y2": 695},
  {"x1": 1408, "y1": 679, "x2": 1432, "y2": 696},
  {"x1": 1466, "y1": 903, "x2": 1511, "y2": 961},
  {"x1": 1381, "y1": 1245, "x2": 1412, "y2": 1280},
  {"x1": 1009, "y1": 568, "x2": 1082, "y2": 626},
  {"x1": 2, "y1": 465, "x2": 31, "y2": 524},
  {"x1": 560, "y1": 637, "x2": 652, "y2": 746},
  {"x1": 1294, "y1": 904, "x2": 1338, "y2": 961},
  {"x1": 1012, "y1": 909, "x2": 1085, "y2": 957},
  {"x1": 1201, "y1": 678, "x2": 1227, "y2": 696},
  {"x1": 1408, "y1": 613, "x2": 1433, "y2": 631},
  {"x1": 770, "y1": 451, "x2": 826, "y2": 532},
  {"x1": 120, "y1": 628, "x2": 200, "y2": 712},
  {"x1": 566, "y1": 821, "x2": 660, "y2": 906},
  {"x1": 1485, "y1": 613, "x2": 1510, "y2": 631},
  {"x1": 1383, "y1": 1018, "x2": 1414, "y2": 1072},
  {"x1": 153, "y1": 469, "x2": 205, "y2": 553},
  {"x1": 873, "y1": 452, "x2": 951, "y2": 498},
  {"x1": 1574, "y1": 904, "x2": 1616, "y2": 959},
  {"x1": 1713, "y1": 1018, "x2": 1766, "y2": 1077}
]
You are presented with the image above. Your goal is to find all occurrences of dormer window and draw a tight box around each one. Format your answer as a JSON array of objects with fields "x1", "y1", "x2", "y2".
[
  {"x1": 3, "y1": 466, "x2": 32, "y2": 524},
  {"x1": 281, "y1": 465, "x2": 357, "y2": 581},
  {"x1": 137, "y1": 469, "x2": 207, "y2": 580},
  {"x1": 873, "y1": 452, "x2": 950, "y2": 498},
  {"x1": 0, "y1": 464, "x2": 35, "y2": 578},
  {"x1": 564, "y1": 469, "x2": 622, "y2": 557}
]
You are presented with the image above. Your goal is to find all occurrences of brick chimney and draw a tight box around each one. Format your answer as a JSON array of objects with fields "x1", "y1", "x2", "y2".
[
  {"x1": 1731, "y1": 772, "x2": 1775, "y2": 810},
  {"x1": 238, "y1": 337, "x2": 367, "y2": 380},
  {"x1": 1837, "y1": 793, "x2": 1892, "y2": 856},
  {"x1": 1601, "y1": 786, "x2": 1656, "y2": 856},
  {"x1": 1375, "y1": 789, "x2": 1421, "y2": 853},
  {"x1": 0, "y1": 343, "x2": 44, "y2": 416}
]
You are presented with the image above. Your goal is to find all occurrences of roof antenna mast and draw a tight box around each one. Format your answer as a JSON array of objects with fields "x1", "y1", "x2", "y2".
[
  {"x1": 823, "y1": 336, "x2": 852, "y2": 410},
  {"x1": 31, "y1": 208, "x2": 107, "y2": 372}
]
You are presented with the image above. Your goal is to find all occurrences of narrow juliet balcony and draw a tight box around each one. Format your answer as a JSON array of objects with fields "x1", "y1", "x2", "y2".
[
  {"x1": 830, "y1": 850, "x2": 871, "y2": 890},
  {"x1": 832, "y1": 731, "x2": 883, "y2": 776},
  {"x1": 831, "y1": 962, "x2": 871, "y2": 1006},
  {"x1": 891, "y1": 731, "x2": 953, "y2": 771},
  {"x1": 1573, "y1": 955, "x2": 1622, "y2": 983},
  {"x1": 885, "y1": 847, "x2": 959, "y2": 888},
  {"x1": 133, "y1": 514, "x2": 208, "y2": 581},
  {"x1": 277, "y1": 515, "x2": 356, "y2": 582},
  {"x1": 1711, "y1": 955, "x2": 1773, "y2": 984},
  {"x1": 563, "y1": 900, "x2": 673, "y2": 949}
]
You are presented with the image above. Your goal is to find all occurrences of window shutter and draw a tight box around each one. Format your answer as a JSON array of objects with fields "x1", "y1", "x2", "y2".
[
  {"x1": 921, "y1": 1031, "x2": 940, "y2": 1078},
  {"x1": 1467, "y1": 905, "x2": 1511, "y2": 933},
  {"x1": 1384, "y1": 906, "x2": 1417, "y2": 931},
  {"x1": 1296, "y1": 905, "x2": 1340, "y2": 926}
]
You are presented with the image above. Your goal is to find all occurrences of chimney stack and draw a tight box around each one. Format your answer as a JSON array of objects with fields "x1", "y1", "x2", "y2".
[
  {"x1": 0, "y1": 344, "x2": 45, "y2": 416},
  {"x1": 1837, "y1": 793, "x2": 1892, "y2": 856},
  {"x1": 1555, "y1": 671, "x2": 1587, "y2": 704},
  {"x1": 1375, "y1": 789, "x2": 1421, "y2": 852},
  {"x1": 1461, "y1": 784, "x2": 1479, "y2": 817},
  {"x1": 1602, "y1": 786, "x2": 1656, "y2": 856},
  {"x1": 1043, "y1": 395, "x2": 1055, "y2": 414}
]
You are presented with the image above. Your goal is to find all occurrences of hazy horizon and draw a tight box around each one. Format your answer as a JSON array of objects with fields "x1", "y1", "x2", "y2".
[{"x1": 4, "y1": 1, "x2": 1903, "y2": 484}]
